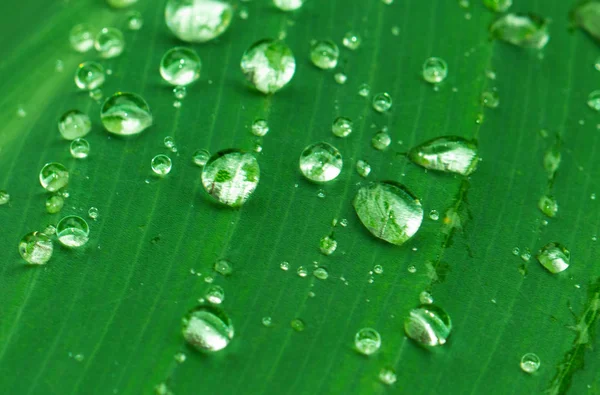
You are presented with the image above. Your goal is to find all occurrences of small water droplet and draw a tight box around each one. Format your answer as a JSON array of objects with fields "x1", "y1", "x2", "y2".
[
  {"x1": 160, "y1": 47, "x2": 201, "y2": 86},
  {"x1": 127, "y1": 10, "x2": 143, "y2": 30},
  {"x1": 378, "y1": 368, "x2": 397, "y2": 385},
  {"x1": 371, "y1": 131, "x2": 391, "y2": 150},
  {"x1": 57, "y1": 215, "x2": 90, "y2": 248},
  {"x1": 319, "y1": 235, "x2": 337, "y2": 255},
  {"x1": 422, "y1": 57, "x2": 448, "y2": 84},
  {"x1": 70, "y1": 24, "x2": 94, "y2": 53},
  {"x1": 404, "y1": 304, "x2": 452, "y2": 346},
  {"x1": 70, "y1": 138, "x2": 90, "y2": 159},
  {"x1": 101, "y1": 92, "x2": 153, "y2": 136},
  {"x1": 206, "y1": 285, "x2": 225, "y2": 304},
  {"x1": 165, "y1": 0, "x2": 233, "y2": 42},
  {"x1": 18, "y1": 232, "x2": 53, "y2": 265},
  {"x1": 214, "y1": 259, "x2": 232, "y2": 276},
  {"x1": 538, "y1": 195, "x2": 558, "y2": 218},
  {"x1": 75, "y1": 61, "x2": 106, "y2": 91},
  {"x1": 408, "y1": 136, "x2": 478, "y2": 176},
  {"x1": 262, "y1": 316, "x2": 272, "y2": 326},
  {"x1": 95, "y1": 27, "x2": 125, "y2": 58},
  {"x1": 358, "y1": 83, "x2": 370, "y2": 97},
  {"x1": 334, "y1": 72, "x2": 347, "y2": 84},
  {"x1": 299, "y1": 142, "x2": 343, "y2": 183},
  {"x1": 332, "y1": 117, "x2": 353, "y2": 138},
  {"x1": 372, "y1": 92, "x2": 392, "y2": 113},
  {"x1": 483, "y1": 0, "x2": 512, "y2": 12},
  {"x1": 46, "y1": 195, "x2": 65, "y2": 214},
  {"x1": 587, "y1": 90, "x2": 600, "y2": 111},
  {"x1": 408, "y1": 265, "x2": 417, "y2": 273},
  {"x1": 59, "y1": 110, "x2": 91, "y2": 140},
  {"x1": 310, "y1": 40, "x2": 339, "y2": 70},
  {"x1": 354, "y1": 328, "x2": 381, "y2": 355},
  {"x1": 192, "y1": 149, "x2": 210, "y2": 167},
  {"x1": 490, "y1": 13, "x2": 549, "y2": 49},
  {"x1": 419, "y1": 291, "x2": 433, "y2": 304},
  {"x1": 241, "y1": 40, "x2": 295, "y2": 94},
  {"x1": 280, "y1": 261, "x2": 290, "y2": 271},
  {"x1": 151, "y1": 154, "x2": 172, "y2": 176},
  {"x1": 182, "y1": 305, "x2": 234, "y2": 352},
  {"x1": 273, "y1": 0, "x2": 304, "y2": 11},
  {"x1": 537, "y1": 242, "x2": 570, "y2": 273},
  {"x1": 40, "y1": 163, "x2": 69, "y2": 192},
  {"x1": 297, "y1": 266, "x2": 308, "y2": 277},
  {"x1": 0, "y1": 190, "x2": 10, "y2": 206},
  {"x1": 342, "y1": 31, "x2": 361, "y2": 50},
  {"x1": 290, "y1": 318, "x2": 305, "y2": 332},
  {"x1": 88, "y1": 207, "x2": 99, "y2": 220},
  {"x1": 355, "y1": 159, "x2": 371, "y2": 177},
  {"x1": 520, "y1": 353, "x2": 541, "y2": 373},
  {"x1": 313, "y1": 267, "x2": 329, "y2": 280},
  {"x1": 481, "y1": 91, "x2": 500, "y2": 108}
]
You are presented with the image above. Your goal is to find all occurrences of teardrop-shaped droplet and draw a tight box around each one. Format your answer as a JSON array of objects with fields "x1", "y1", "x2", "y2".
[
  {"x1": 490, "y1": 13, "x2": 549, "y2": 49},
  {"x1": 182, "y1": 304, "x2": 234, "y2": 352},
  {"x1": 537, "y1": 242, "x2": 570, "y2": 273},
  {"x1": 101, "y1": 92, "x2": 153, "y2": 136},
  {"x1": 408, "y1": 136, "x2": 478, "y2": 176},
  {"x1": 404, "y1": 304, "x2": 452, "y2": 347}
]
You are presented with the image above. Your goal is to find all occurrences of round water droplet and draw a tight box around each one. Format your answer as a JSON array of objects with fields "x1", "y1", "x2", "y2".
[
  {"x1": 342, "y1": 31, "x2": 361, "y2": 50},
  {"x1": 408, "y1": 136, "x2": 479, "y2": 176},
  {"x1": 299, "y1": 142, "x2": 343, "y2": 183},
  {"x1": 58, "y1": 110, "x2": 91, "y2": 141},
  {"x1": 262, "y1": 316, "x2": 272, "y2": 327},
  {"x1": 70, "y1": 138, "x2": 90, "y2": 159},
  {"x1": 423, "y1": 57, "x2": 448, "y2": 84},
  {"x1": 358, "y1": 83, "x2": 370, "y2": 97},
  {"x1": 538, "y1": 195, "x2": 558, "y2": 218},
  {"x1": 214, "y1": 259, "x2": 232, "y2": 275},
  {"x1": 353, "y1": 181, "x2": 423, "y2": 246},
  {"x1": 57, "y1": 215, "x2": 90, "y2": 248},
  {"x1": 419, "y1": 291, "x2": 433, "y2": 304},
  {"x1": 251, "y1": 119, "x2": 269, "y2": 136},
  {"x1": 95, "y1": 28, "x2": 125, "y2": 58},
  {"x1": 354, "y1": 328, "x2": 381, "y2": 355},
  {"x1": 0, "y1": 190, "x2": 9, "y2": 205},
  {"x1": 520, "y1": 353, "x2": 541, "y2": 374},
  {"x1": 88, "y1": 207, "x2": 99, "y2": 219},
  {"x1": 379, "y1": 368, "x2": 397, "y2": 385},
  {"x1": 332, "y1": 117, "x2": 353, "y2": 138},
  {"x1": 373, "y1": 264, "x2": 383, "y2": 274},
  {"x1": 42, "y1": 225, "x2": 56, "y2": 236},
  {"x1": 173, "y1": 86, "x2": 187, "y2": 100},
  {"x1": 483, "y1": 0, "x2": 512, "y2": 12},
  {"x1": 429, "y1": 209, "x2": 440, "y2": 221},
  {"x1": 75, "y1": 61, "x2": 106, "y2": 91},
  {"x1": 481, "y1": 91, "x2": 500, "y2": 108},
  {"x1": 19, "y1": 232, "x2": 53, "y2": 265},
  {"x1": 70, "y1": 24, "x2": 94, "y2": 53},
  {"x1": 201, "y1": 149, "x2": 260, "y2": 207},
  {"x1": 537, "y1": 242, "x2": 570, "y2": 273},
  {"x1": 174, "y1": 352, "x2": 186, "y2": 363},
  {"x1": 101, "y1": 92, "x2": 153, "y2": 136},
  {"x1": 371, "y1": 131, "x2": 391, "y2": 150},
  {"x1": 90, "y1": 89, "x2": 103, "y2": 101},
  {"x1": 182, "y1": 305, "x2": 234, "y2": 352},
  {"x1": 587, "y1": 90, "x2": 600, "y2": 111},
  {"x1": 151, "y1": 154, "x2": 172, "y2": 176},
  {"x1": 160, "y1": 47, "x2": 202, "y2": 86},
  {"x1": 404, "y1": 304, "x2": 452, "y2": 346},
  {"x1": 490, "y1": 13, "x2": 549, "y2": 49},
  {"x1": 273, "y1": 0, "x2": 304, "y2": 11},
  {"x1": 319, "y1": 235, "x2": 337, "y2": 255},
  {"x1": 313, "y1": 267, "x2": 329, "y2": 280},
  {"x1": 127, "y1": 11, "x2": 144, "y2": 30},
  {"x1": 46, "y1": 195, "x2": 65, "y2": 214},
  {"x1": 39, "y1": 163, "x2": 69, "y2": 192},
  {"x1": 192, "y1": 149, "x2": 210, "y2": 167},
  {"x1": 164, "y1": 136, "x2": 177, "y2": 152},
  {"x1": 310, "y1": 40, "x2": 339, "y2": 70},
  {"x1": 107, "y1": 0, "x2": 138, "y2": 7},
  {"x1": 291, "y1": 318, "x2": 305, "y2": 332},
  {"x1": 280, "y1": 261, "x2": 290, "y2": 271},
  {"x1": 355, "y1": 159, "x2": 371, "y2": 178},
  {"x1": 165, "y1": 0, "x2": 233, "y2": 43},
  {"x1": 297, "y1": 266, "x2": 307, "y2": 277},
  {"x1": 372, "y1": 93, "x2": 392, "y2": 113},
  {"x1": 206, "y1": 285, "x2": 225, "y2": 304},
  {"x1": 241, "y1": 40, "x2": 295, "y2": 94},
  {"x1": 334, "y1": 72, "x2": 347, "y2": 84},
  {"x1": 408, "y1": 265, "x2": 417, "y2": 273}
]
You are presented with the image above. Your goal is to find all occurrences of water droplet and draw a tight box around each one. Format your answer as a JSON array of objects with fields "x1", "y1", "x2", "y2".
[
  {"x1": 154, "y1": 382, "x2": 173, "y2": 395},
  {"x1": 280, "y1": 261, "x2": 290, "y2": 271},
  {"x1": 19, "y1": 232, "x2": 53, "y2": 265},
  {"x1": 297, "y1": 266, "x2": 308, "y2": 277},
  {"x1": 40, "y1": 163, "x2": 69, "y2": 192},
  {"x1": 74, "y1": 354, "x2": 84, "y2": 362},
  {"x1": 165, "y1": 0, "x2": 233, "y2": 43},
  {"x1": 313, "y1": 267, "x2": 329, "y2": 280},
  {"x1": 56, "y1": 215, "x2": 90, "y2": 248},
  {"x1": 408, "y1": 265, "x2": 417, "y2": 273},
  {"x1": 358, "y1": 83, "x2": 370, "y2": 97},
  {"x1": 371, "y1": 131, "x2": 391, "y2": 150},
  {"x1": 173, "y1": 86, "x2": 187, "y2": 100},
  {"x1": 354, "y1": 328, "x2": 381, "y2": 355},
  {"x1": 520, "y1": 249, "x2": 531, "y2": 262},
  {"x1": 58, "y1": 110, "x2": 91, "y2": 140},
  {"x1": 182, "y1": 305, "x2": 234, "y2": 352},
  {"x1": 355, "y1": 159, "x2": 371, "y2": 177},
  {"x1": 484, "y1": 0, "x2": 512, "y2": 12},
  {"x1": 160, "y1": 47, "x2": 202, "y2": 86},
  {"x1": 404, "y1": 304, "x2": 452, "y2": 346},
  {"x1": 0, "y1": 190, "x2": 9, "y2": 206},
  {"x1": 54, "y1": 59, "x2": 63, "y2": 72},
  {"x1": 422, "y1": 57, "x2": 448, "y2": 84},
  {"x1": 373, "y1": 265, "x2": 383, "y2": 274},
  {"x1": 241, "y1": 40, "x2": 295, "y2": 94},
  {"x1": 481, "y1": 91, "x2": 500, "y2": 108},
  {"x1": 204, "y1": 276, "x2": 214, "y2": 283},
  {"x1": 214, "y1": 259, "x2": 232, "y2": 275},
  {"x1": 174, "y1": 352, "x2": 186, "y2": 363},
  {"x1": 379, "y1": 368, "x2": 397, "y2": 385},
  {"x1": 331, "y1": 117, "x2": 353, "y2": 138},
  {"x1": 107, "y1": 0, "x2": 138, "y2": 7},
  {"x1": 239, "y1": 7, "x2": 249, "y2": 19},
  {"x1": 490, "y1": 14, "x2": 549, "y2": 49},
  {"x1": 419, "y1": 291, "x2": 433, "y2": 304},
  {"x1": 70, "y1": 138, "x2": 90, "y2": 159},
  {"x1": 520, "y1": 353, "x2": 541, "y2": 373},
  {"x1": 572, "y1": 2, "x2": 600, "y2": 42},
  {"x1": 342, "y1": 31, "x2": 361, "y2": 50},
  {"x1": 251, "y1": 119, "x2": 269, "y2": 136},
  {"x1": 538, "y1": 195, "x2": 557, "y2": 218},
  {"x1": 512, "y1": 247, "x2": 520, "y2": 256},
  {"x1": 429, "y1": 209, "x2": 440, "y2": 221},
  {"x1": 101, "y1": 92, "x2": 153, "y2": 136},
  {"x1": 537, "y1": 242, "x2": 570, "y2": 273},
  {"x1": 127, "y1": 11, "x2": 143, "y2": 30},
  {"x1": 319, "y1": 235, "x2": 337, "y2": 255},
  {"x1": 273, "y1": 0, "x2": 304, "y2": 11},
  {"x1": 46, "y1": 195, "x2": 65, "y2": 214},
  {"x1": 353, "y1": 181, "x2": 423, "y2": 246},
  {"x1": 299, "y1": 142, "x2": 343, "y2": 183},
  {"x1": 290, "y1": 318, "x2": 305, "y2": 332},
  {"x1": 95, "y1": 27, "x2": 125, "y2": 58},
  {"x1": 201, "y1": 149, "x2": 260, "y2": 207},
  {"x1": 587, "y1": 90, "x2": 600, "y2": 111},
  {"x1": 334, "y1": 72, "x2": 347, "y2": 84},
  {"x1": 310, "y1": 40, "x2": 339, "y2": 70},
  {"x1": 88, "y1": 207, "x2": 99, "y2": 220},
  {"x1": 591, "y1": 193, "x2": 596, "y2": 200},
  {"x1": 408, "y1": 136, "x2": 478, "y2": 176},
  {"x1": 17, "y1": 107, "x2": 27, "y2": 118},
  {"x1": 192, "y1": 149, "x2": 210, "y2": 167},
  {"x1": 163, "y1": 136, "x2": 177, "y2": 153},
  {"x1": 89, "y1": 89, "x2": 103, "y2": 102},
  {"x1": 206, "y1": 285, "x2": 225, "y2": 304},
  {"x1": 69, "y1": 24, "x2": 94, "y2": 53},
  {"x1": 372, "y1": 92, "x2": 392, "y2": 113},
  {"x1": 151, "y1": 154, "x2": 172, "y2": 176},
  {"x1": 75, "y1": 61, "x2": 106, "y2": 91}
]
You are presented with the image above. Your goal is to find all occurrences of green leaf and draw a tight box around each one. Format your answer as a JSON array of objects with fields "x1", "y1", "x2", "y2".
[{"x1": 0, "y1": 0, "x2": 599, "y2": 394}]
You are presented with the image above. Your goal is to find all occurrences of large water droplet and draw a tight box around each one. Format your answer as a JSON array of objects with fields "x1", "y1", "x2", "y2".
[
  {"x1": 201, "y1": 149, "x2": 260, "y2": 207},
  {"x1": 182, "y1": 305, "x2": 234, "y2": 352},
  {"x1": 572, "y1": 1, "x2": 600, "y2": 43},
  {"x1": 40, "y1": 163, "x2": 69, "y2": 192},
  {"x1": 95, "y1": 27, "x2": 125, "y2": 58},
  {"x1": 165, "y1": 0, "x2": 233, "y2": 43},
  {"x1": 57, "y1": 215, "x2": 90, "y2": 248},
  {"x1": 354, "y1": 328, "x2": 381, "y2": 355},
  {"x1": 353, "y1": 181, "x2": 423, "y2": 246},
  {"x1": 101, "y1": 92, "x2": 153, "y2": 136},
  {"x1": 75, "y1": 61, "x2": 106, "y2": 91},
  {"x1": 58, "y1": 110, "x2": 91, "y2": 140},
  {"x1": 299, "y1": 142, "x2": 343, "y2": 183},
  {"x1": 408, "y1": 136, "x2": 478, "y2": 176},
  {"x1": 70, "y1": 24, "x2": 94, "y2": 53},
  {"x1": 160, "y1": 47, "x2": 202, "y2": 86},
  {"x1": 404, "y1": 304, "x2": 452, "y2": 347},
  {"x1": 520, "y1": 353, "x2": 541, "y2": 374},
  {"x1": 490, "y1": 13, "x2": 549, "y2": 49},
  {"x1": 241, "y1": 40, "x2": 295, "y2": 94},
  {"x1": 310, "y1": 40, "x2": 339, "y2": 70},
  {"x1": 19, "y1": 232, "x2": 53, "y2": 265},
  {"x1": 537, "y1": 242, "x2": 570, "y2": 273}
]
